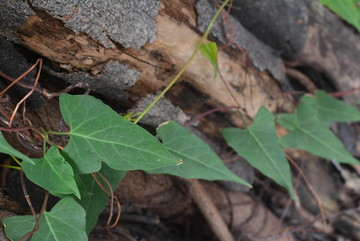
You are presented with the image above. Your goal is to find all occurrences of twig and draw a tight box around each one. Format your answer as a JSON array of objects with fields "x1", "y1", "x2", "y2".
[
  {"x1": 97, "y1": 171, "x2": 121, "y2": 228},
  {"x1": 42, "y1": 82, "x2": 90, "y2": 99},
  {"x1": 9, "y1": 59, "x2": 43, "y2": 127},
  {"x1": 286, "y1": 154, "x2": 326, "y2": 224},
  {"x1": 0, "y1": 59, "x2": 42, "y2": 98},
  {"x1": 184, "y1": 105, "x2": 239, "y2": 127},
  {"x1": 91, "y1": 172, "x2": 121, "y2": 229},
  {"x1": 0, "y1": 68, "x2": 90, "y2": 99},
  {"x1": 0, "y1": 71, "x2": 43, "y2": 94},
  {"x1": 20, "y1": 169, "x2": 36, "y2": 217},
  {"x1": 330, "y1": 86, "x2": 360, "y2": 98},
  {"x1": 184, "y1": 179, "x2": 235, "y2": 241},
  {"x1": 19, "y1": 191, "x2": 49, "y2": 241},
  {"x1": 285, "y1": 67, "x2": 317, "y2": 94},
  {"x1": 0, "y1": 126, "x2": 39, "y2": 133}
]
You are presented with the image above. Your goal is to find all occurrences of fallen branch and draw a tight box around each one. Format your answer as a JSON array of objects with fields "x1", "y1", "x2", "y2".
[{"x1": 184, "y1": 179, "x2": 235, "y2": 241}]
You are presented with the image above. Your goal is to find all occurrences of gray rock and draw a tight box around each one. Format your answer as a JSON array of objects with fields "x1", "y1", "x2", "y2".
[
  {"x1": 0, "y1": 1, "x2": 35, "y2": 40},
  {"x1": 48, "y1": 61, "x2": 140, "y2": 100},
  {"x1": 129, "y1": 93, "x2": 189, "y2": 127},
  {"x1": 31, "y1": 0, "x2": 160, "y2": 49},
  {"x1": 230, "y1": 0, "x2": 309, "y2": 60}
]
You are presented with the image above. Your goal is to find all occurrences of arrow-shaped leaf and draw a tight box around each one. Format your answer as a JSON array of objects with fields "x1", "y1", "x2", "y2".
[
  {"x1": 59, "y1": 94, "x2": 179, "y2": 174},
  {"x1": 0, "y1": 132, "x2": 34, "y2": 164},
  {"x1": 22, "y1": 146, "x2": 80, "y2": 198},
  {"x1": 278, "y1": 95, "x2": 359, "y2": 164},
  {"x1": 222, "y1": 107, "x2": 295, "y2": 199},
  {"x1": 315, "y1": 90, "x2": 360, "y2": 123},
  {"x1": 3, "y1": 197, "x2": 87, "y2": 241},
  {"x1": 148, "y1": 121, "x2": 250, "y2": 186}
]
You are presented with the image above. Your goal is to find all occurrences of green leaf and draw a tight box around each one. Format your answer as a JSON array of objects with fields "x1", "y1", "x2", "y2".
[
  {"x1": 76, "y1": 164, "x2": 125, "y2": 233},
  {"x1": 222, "y1": 107, "x2": 296, "y2": 199},
  {"x1": 315, "y1": 90, "x2": 360, "y2": 123},
  {"x1": 278, "y1": 95, "x2": 359, "y2": 164},
  {"x1": 59, "y1": 94, "x2": 180, "y2": 174},
  {"x1": 2, "y1": 216, "x2": 34, "y2": 240},
  {"x1": 22, "y1": 146, "x2": 80, "y2": 199},
  {"x1": 200, "y1": 42, "x2": 219, "y2": 79},
  {"x1": 148, "y1": 121, "x2": 250, "y2": 186},
  {"x1": 3, "y1": 197, "x2": 87, "y2": 241},
  {"x1": 318, "y1": 0, "x2": 360, "y2": 32},
  {"x1": 0, "y1": 132, "x2": 34, "y2": 164}
]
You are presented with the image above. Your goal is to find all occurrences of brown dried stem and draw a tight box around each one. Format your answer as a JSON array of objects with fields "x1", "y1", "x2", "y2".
[
  {"x1": 91, "y1": 172, "x2": 121, "y2": 229},
  {"x1": 286, "y1": 154, "x2": 326, "y2": 224},
  {"x1": 8, "y1": 59, "x2": 43, "y2": 127},
  {"x1": 0, "y1": 67, "x2": 90, "y2": 100}
]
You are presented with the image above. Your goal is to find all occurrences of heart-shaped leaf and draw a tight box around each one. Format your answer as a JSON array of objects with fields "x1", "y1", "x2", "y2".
[
  {"x1": 22, "y1": 146, "x2": 80, "y2": 198},
  {"x1": 3, "y1": 197, "x2": 87, "y2": 241},
  {"x1": 222, "y1": 107, "x2": 295, "y2": 199},
  {"x1": 0, "y1": 132, "x2": 34, "y2": 164},
  {"x1": 148, "y1": 121, "x2": 250, "y2": 186},
  {"x1": 59, "y1": 94, "x2": 180, "y2": 174},
  {"x1": 278, "y1": 95, "x2": 359, "y2": 164}
]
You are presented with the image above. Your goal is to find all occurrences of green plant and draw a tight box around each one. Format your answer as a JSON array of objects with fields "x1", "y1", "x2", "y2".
[
  {"x1": 223, "y1": 91, "x2": 360, "y2": 200},
  {"x1": 1, "y1": 0, "x2": 360, "y2": 239},
  {"x1": 4, "y1": 197, "x2": 87, "y2": 241},
  {"x1": 198, "y1": 30, "x2": 360, "y2": 199},
  {"x1": 318, "y1": 0, "x2": 360, "y2": 32},
  {"x1": 3, "y1": 88, "x2": 360, "y2": 241}
]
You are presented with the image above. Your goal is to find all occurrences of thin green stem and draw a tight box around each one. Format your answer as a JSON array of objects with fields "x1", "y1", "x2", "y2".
[
  {"x1": 41, "y1": 130, "x2": 69, "y2": 155},
  {"x1": 11, "y1": 156, "x2": 22, "y2": 166},
  {"x1": 133, "y1": 0, "x2": 230, "y2": 124},
  {"x1": 0, "y1": 164, "x2": 21, "y2": 170},
  {"x1": 43, "y1": 132, "x2": 48, "y2": 156},
  {"x1": 45, "y1": 130, "x2": 70, "y2": 136}
]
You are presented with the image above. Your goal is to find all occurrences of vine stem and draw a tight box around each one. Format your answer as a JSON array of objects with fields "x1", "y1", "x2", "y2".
[
  {"x1": 184, "y1": 105, "x2": 239, "y2": 127},
  {"x1": 45, "y1": 130, "x2": 70, "y2": 136},
  {"x1": 133, "y1": 0, "x2": 230, "y2": 124},
  {"x1": 42, "y1": 130, "x2": 69, "y2": 155},
  {"x1": 0, "y1": 164, "x2": 21, "y2": 170},
  {"x1": 11, "y1": 156, "x2": 22, "y2": 167}
]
